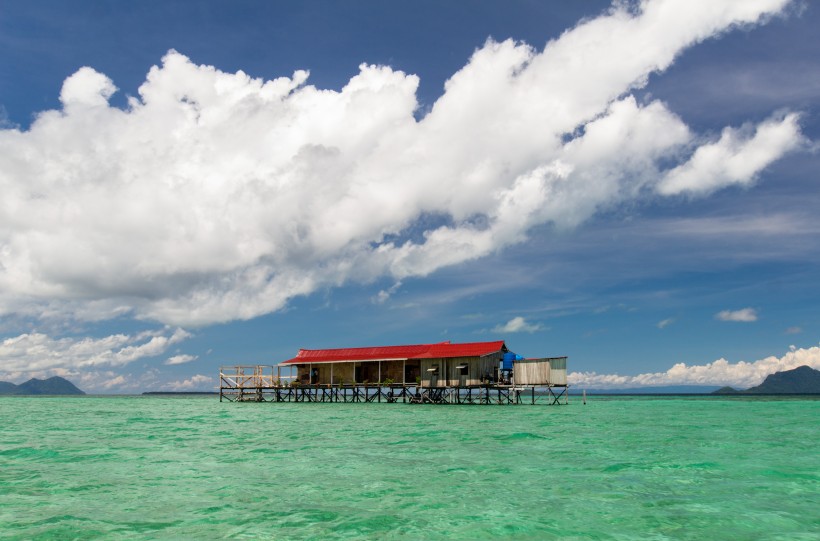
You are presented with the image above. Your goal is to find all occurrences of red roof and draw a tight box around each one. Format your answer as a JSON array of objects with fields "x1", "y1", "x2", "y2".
[{"x1": 280, "y1": 340, "x2": 506, "y2": 365}]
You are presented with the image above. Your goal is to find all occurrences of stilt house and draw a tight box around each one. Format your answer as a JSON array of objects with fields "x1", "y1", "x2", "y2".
[{"x1": 279, "y1": 340, "x2": 567, "y2": 387}]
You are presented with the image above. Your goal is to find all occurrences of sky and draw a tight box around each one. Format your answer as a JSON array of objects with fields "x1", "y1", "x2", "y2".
[{"x1": 1, "y1": 0, "x2": 819, "y2": 392}]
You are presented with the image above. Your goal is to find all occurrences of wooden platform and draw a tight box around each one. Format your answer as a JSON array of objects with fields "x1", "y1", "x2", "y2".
[{"x1": 219, "y1": 366, "x2": 568, "y2": 405}]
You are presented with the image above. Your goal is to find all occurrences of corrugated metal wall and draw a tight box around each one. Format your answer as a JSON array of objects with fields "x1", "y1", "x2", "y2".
[
  {"x1": 513, "y1": 357, "x2": 568, "y2": 385},
  {"x1": 513, "y1": 358, "x2": 550, "y2": 385},
  {"x1": 547, "y1": 357, "x2": 567, "y2": 385}
]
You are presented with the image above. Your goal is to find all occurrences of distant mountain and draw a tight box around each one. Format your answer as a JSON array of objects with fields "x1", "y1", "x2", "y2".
[
  {"x1": 713, "y1": 365, "x2": 820, "y2": 394},
  {"x1": 0, "y1": 376, "x2": 85, "y2": 395}
]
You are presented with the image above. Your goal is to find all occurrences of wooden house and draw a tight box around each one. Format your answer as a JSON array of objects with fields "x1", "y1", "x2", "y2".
[{"x1": 279, "y1": 340, "x2": 567, "y2": 388}]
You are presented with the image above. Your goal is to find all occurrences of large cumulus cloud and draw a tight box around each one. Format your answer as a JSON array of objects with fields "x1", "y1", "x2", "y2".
[
  {"x1": 0, "y1": 0, "x2": 803, "y2": 327},
  {"x1": 0, "y1": 328, "x2": 190, "y2": 375}
]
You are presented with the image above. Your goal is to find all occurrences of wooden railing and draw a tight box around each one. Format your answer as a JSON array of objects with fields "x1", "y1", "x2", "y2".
[{"x1": 219, "y1": 365, "x2": 293, "y2": 389}]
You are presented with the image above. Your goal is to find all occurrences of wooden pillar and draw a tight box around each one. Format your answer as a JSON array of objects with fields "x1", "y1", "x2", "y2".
[
  {"x1": 331, "y1": 363, "x2": 334, "y2": 386},
  {"x1": 378, "y1": 361, "x2": 382, "y2": 384}
]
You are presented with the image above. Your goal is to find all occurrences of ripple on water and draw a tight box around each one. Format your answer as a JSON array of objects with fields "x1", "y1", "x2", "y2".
[{"x1": 0, "y1": 396, "x2": 817, "y2": 540}]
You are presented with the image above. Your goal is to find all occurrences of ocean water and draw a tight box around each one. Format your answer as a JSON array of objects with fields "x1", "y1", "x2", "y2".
[{"x1": 0, "y1": 396, "x2": 817, "y2": 540}]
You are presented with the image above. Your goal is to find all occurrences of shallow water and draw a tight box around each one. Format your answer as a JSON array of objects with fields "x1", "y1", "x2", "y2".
[{"x1": 1, "y1": 395, "x2": 817, "y2": 540}]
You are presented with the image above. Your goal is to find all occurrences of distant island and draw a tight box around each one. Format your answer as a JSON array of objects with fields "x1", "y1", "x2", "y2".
[
  {"x1": 0, "y1": 376, "x2": 85, "y2": 395},
  {"x1": 714, "y1": 365, "x2": 820, "y2": 395}
]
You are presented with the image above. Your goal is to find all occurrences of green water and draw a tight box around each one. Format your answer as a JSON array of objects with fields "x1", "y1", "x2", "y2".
[{"x1": 0, "y1": 396, "x2": 817, "y2": 540}]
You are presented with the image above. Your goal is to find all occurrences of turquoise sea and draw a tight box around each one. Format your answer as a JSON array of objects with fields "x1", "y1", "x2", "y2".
[{"x1": 1, "y1": 395, "x2": 817, "y2": 540}]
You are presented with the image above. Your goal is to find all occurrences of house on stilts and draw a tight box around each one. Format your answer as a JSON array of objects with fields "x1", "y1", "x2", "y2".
[{"x1": 219, "y1": 340, "x2": 568, "y2": 405}]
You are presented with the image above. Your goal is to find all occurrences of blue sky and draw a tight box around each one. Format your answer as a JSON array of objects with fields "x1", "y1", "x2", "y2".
[{"x1": 1, "y1": 0, "x2": 819, "y2": 392}]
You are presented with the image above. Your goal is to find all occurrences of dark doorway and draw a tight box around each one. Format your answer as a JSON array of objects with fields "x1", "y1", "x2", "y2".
[
  {"x1": 404, "y1": 361, "x2": 420, "y2": 384},
  {"x1": 355, "y1": 363, "x2": 379, "y2": 383}
]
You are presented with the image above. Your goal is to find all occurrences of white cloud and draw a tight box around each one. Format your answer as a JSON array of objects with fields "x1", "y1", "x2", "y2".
[
  {"x1": 373, "y1": 281, "x2": 402, "y2": 304},
  {"x1": 657, "y1": 318, "x2": 675, "y2": 329},
  {"x1": 492, "y1": 316, "x2": 544, "y2": 334},
  {"x1": 0, "y1": 367, "x2": 134, "y2": 393},
  {"x1": 716, "y1": 307, "x2": 758, "y2": 322},
  {"x1": 785, "y1": 326, "x2": 802, "y2": 334},
  {"x1": 60, "y1": 67, "x2": 118, "y2": 109},
  {"x1": 569, "y1": 344, "x2": 820, "y2": 389},
  {"x1": 165, "y1": 354, "x2": 198, "y2": 365},
  {"x1": 0, "y1": 105, "x2": 16, "y2": 130},
  {"x1": 0, "y1": 363, "x2": 211, "y2": 394},
  {"x1": 657, "y1": 112, "x2": 803, "y2": 196},
  {"x1": 0, "y1": 0, "x2": 799, "y2": 327},
  {"x1": 0, "y1": 327, "x2": 190, "y2": 375},
  {"x1": 164, "y1": 374, "x2": 214, "y2": 391}
]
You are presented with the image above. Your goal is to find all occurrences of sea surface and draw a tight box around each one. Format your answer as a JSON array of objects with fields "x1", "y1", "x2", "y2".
[{"x1": 0, "y1": 395, "x2": 817, "y2": 540}]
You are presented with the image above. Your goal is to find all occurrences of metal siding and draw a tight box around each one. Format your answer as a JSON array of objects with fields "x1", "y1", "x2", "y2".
[
  {"x1": 549, "y1": 357, "x2": 568, "y2": 385},
  {"x1": 514, "y1": 359, "x2": 550, "y2": 385}
]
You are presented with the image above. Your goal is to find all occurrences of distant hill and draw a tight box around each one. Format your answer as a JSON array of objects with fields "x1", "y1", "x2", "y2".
[
  {"x1": 714, "y1": 365, "x2": 820, "y2": 395},
  {"x1": 0, "y1": 376, "x2": 85, "y2": 395}
]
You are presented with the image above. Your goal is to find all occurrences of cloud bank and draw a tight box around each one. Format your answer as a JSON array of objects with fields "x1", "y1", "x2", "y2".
[
  {"x1": 569, "y1": 344, "x2": 820, "y2": 389},
  {"x1": 14, "y1": 367, "x2": 213, "y2": 394},
  {"x1": 0, "y1": 328, "x2": 206, "y2": 392},
  {"x1": 0, "y1": 328, "x2": 190, "y2": 377},
  {"x1": 164, "y1": 374, "x2": 213, "y2": 391},
  {"x1": 0, "y1": 0, "x2": 802, "y2": 327}
]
